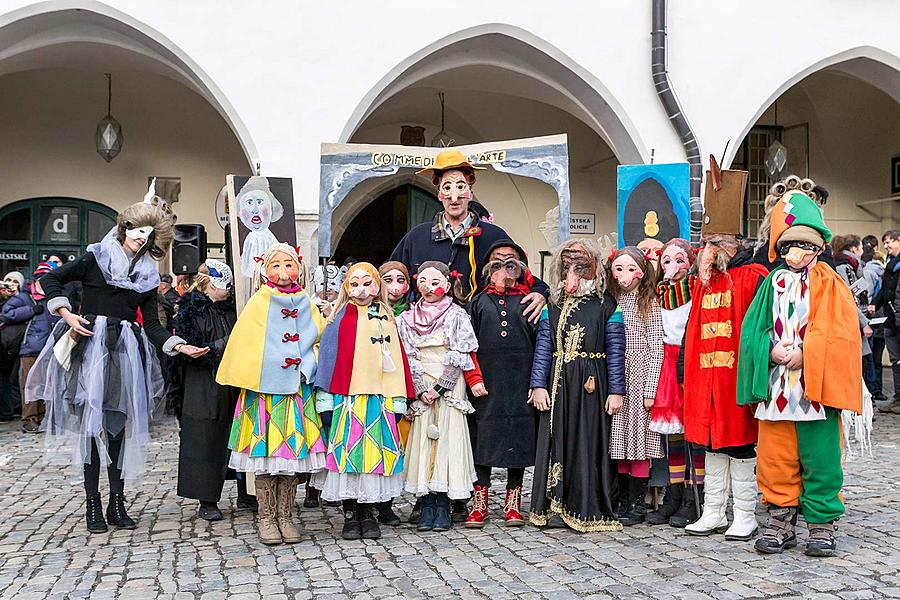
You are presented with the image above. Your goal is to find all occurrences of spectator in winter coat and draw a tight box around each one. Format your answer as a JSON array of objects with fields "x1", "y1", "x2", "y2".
[
  {"x1": 870, "y1": 230, "x2": 900, "y2": 414},
  {"x1": 3, "y1": 262, "x2": 60, "y2": 432},
  {"x1": 862, "y1": 239, "x2": 886, "y2": 402},
  {"x1": 833, "y1": 236, "x2": 874, "y2": 397},
  {"x1": 0, "y1": 271, "x2": 26, "y2": 421}
]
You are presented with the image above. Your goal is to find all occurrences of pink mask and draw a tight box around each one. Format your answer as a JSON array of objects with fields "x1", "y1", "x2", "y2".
[
  {"x1": 417, "y1": 267, "x2": 449, "y2": 298},
  {"x1": 612, "y1": 255, "x2": 644, "y2": 290},
  {"x1": 346, "y1": 268, "x2": 379, "y2": 304},
  {"x1": 437, "y1": 171, "x2": 472, "y2": 203},
  {"x1": 660, "y1": 247, "x2": 690, "y2": 281},
  {"x1": 382, "y1": 269, "x2": 409, "y2": 301}
]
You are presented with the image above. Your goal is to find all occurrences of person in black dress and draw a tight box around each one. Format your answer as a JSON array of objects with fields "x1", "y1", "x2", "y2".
[
  {"x1": 464, "y1": 240, "x2": 539, "y2": 528},
  {"x1": 528, "y1": 239, "x2": 626, "y2": 532},
  {"x1": 175, "y1": 259, "x2": 257, "y2": 520},
  {"x1": 25, "y1": 189, "x2": 208, "y2": 534}
]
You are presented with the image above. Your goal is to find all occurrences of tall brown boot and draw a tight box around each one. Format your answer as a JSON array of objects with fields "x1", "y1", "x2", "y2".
[
  {"x1": 276, "y1": 475, "x2": 303, "y2": 543},
  {"x1": 255, "y1": 475, "x2": 282, "y2": 545}
]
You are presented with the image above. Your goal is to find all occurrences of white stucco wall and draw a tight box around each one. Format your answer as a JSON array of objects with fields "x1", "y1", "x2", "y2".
[{"x1": 2, "y1": 0, "x2": 900, "y2": 248}]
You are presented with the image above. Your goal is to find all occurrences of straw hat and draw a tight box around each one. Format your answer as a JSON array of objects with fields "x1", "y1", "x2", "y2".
[{"x1": 416, "y1": 149, "x2": 485, "y2": 184}]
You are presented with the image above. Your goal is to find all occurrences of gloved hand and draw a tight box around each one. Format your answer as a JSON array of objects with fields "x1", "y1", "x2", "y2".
[{"x1": 33, "y1": 303, "x2": 44, "y2": 316}]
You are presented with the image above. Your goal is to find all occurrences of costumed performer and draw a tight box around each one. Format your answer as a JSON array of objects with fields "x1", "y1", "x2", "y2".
[
  {"x1": 217, "y1": 243, "x2": 326, "y2": 545},
  {"x1": 24, "y1": 181, "x2": 209, "y2": 534},
  {"x1": 738, "y1": 184, "x2": 862, "y2": 557},
  {"x1": 647, "y1": 238, "x2": 706, "y2": 528},
  {"x1": 464, "y1": 239, "x2": 539, "y2": 528},
  {"x1": 176, "y1": 259, "x2": 257, "y2": 520},
  {"x1": 606, "y1": 246, "x2": 664, "y2": 526},
  {"x1": 397, "y1": 261, "x2": 478, "y2": 533},
  {"x1": 315, "y1": 262, "x2": 414, "y2": 540},
  {"x1": 528, "y1": 239, "x2": 626, "y2": 532}
]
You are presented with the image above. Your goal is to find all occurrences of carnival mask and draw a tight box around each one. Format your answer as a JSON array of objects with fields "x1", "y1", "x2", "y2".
[
  {"x1": 238, "y1": 190, "x2": 274, "y2": 232},
  {"x1": 313, "y1": 264, "x2": 347, "y2": 302},
  {"x1": 438, "y1": 170, "x2": 472, "y2": 218},
  {"x1": 611, "y1": 254, "x2": 644, "y2": 291},
  {"x1": 561, "y1": 246, "x2": 597, "y2": 294},
  {"x1": 417, "y1": 266, "x2": 449, "y2": 302},
  {"x1": 346, "y1": 265, "x2": 380, "y2": 305},
  {"x1": 660, "y1": 245, "x2": 690, "y2": 282},
  {"x1": 780, "y1": 241, "x2": 821, "y2": 271},
  {"x1": 381, "y1": 269, "x2": 409, "y2": 303},
  {"x1": 698, "y1": 237, "x2": 738, "y2": 286},
  {"x1": 264, "y1": 251, "x2": 300, "y2": 288}
]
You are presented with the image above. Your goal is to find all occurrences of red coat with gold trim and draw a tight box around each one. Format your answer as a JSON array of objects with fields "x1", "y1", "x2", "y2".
[{"x1": 683, "y1": 259, "x2": 768, "y2": 449}]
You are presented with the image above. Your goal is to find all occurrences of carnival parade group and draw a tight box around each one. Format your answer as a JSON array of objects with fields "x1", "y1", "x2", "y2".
[{"x1": 19, "y1": 150, "x2": 864, "y2": 559}]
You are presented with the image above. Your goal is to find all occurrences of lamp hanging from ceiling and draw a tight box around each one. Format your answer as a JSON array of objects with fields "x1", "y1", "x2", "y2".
[
  {"x1": 96, "y1": 72, "x2": 123, "y2": 162},
  {"x1": 764, "y1": 100, "x2": 787, "y2": 180},
  {"x1": 430, "y1": 91, "x2": 455, "y2": 148}
]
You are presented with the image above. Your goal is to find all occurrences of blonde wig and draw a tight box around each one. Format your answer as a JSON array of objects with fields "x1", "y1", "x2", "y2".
[{"x1": 251, "y1": 242, "x2": 308, "y2": 294}]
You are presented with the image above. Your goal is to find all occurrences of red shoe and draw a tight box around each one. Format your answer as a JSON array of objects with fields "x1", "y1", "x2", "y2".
[
  {"x1": 504, "y1": 485, "x2": 525, "y2": 527},
  {"x1": 465, "y1": 485, "x2": 489, "y2": 528}
]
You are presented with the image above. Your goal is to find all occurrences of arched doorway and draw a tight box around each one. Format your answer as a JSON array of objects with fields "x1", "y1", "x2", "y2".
[
  {"x1": 331, "y1": 26, "x2": 645, "y2": 268},
  {"x1": 0, "y1": 198, "x2": 117, "y2": 275},
  {"x1": 728, "y1": 50, "x2": 900, "y2": 240},
  {"x1": 333, "y1": 185, "x2": 440, "y2": 265}
]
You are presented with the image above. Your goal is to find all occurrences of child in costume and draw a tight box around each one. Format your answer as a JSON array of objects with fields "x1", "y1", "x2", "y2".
[
  {"x1": 24, "y1": 182, "x2": 208, "y2": 534},
  {"x1": 529, "y1": 239, "x2": 626, "y2": 532},
  {"x1": 216, "y1": 243, "x2": 326, "y2": 545},
  {"x1": 464, "y1": 239, "x2": 539, "y2": 528},
  {"x1": 397, "y1": 261, "x2": 479, "y2": 532},
  {"x1": 379, "y1": 261, "x2": 411, "y2": 317},
  {"x1": 315, "y1": 262, "x2": 414, "y2": 540},
  {"x1": 176, "y1": 259, "x2": 257, "y2": 520},
  {"x1": 311, "y1": 263, "x2": 347, "y2": 319},
  {"x1": 606, "y1": 246, "x2": 664, "y2": 526},
  {"x1": 647, "y1": 239, "x2": 706, "y2": 528},
  {"x1": 738, "y1": 183, "x2": 862, "y2": 557}
]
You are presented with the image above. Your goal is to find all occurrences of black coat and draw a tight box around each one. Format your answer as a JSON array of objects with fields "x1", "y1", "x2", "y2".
[
  {"x1": 466, "y1": 291, "x2": 539, "y2": 468},
  {"x1": 874, "y1": 255, "x2": 900, "y2": 329},
  {"x1": 175, "y1": 292, "x2": 239, "y2": 502}
]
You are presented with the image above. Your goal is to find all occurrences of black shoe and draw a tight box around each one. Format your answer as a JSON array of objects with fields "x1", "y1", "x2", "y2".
[
  {"x1": 669, "y1": 485, "x2": 701, "y2": 528},
  {"x1": 199, "y1": 501, "x2": 223, "y2": 521},
  {"x1": 86, "y1": 494, "x2": 108, "y2": 533},
  {"x1": 303, "y1": 484, "x2": 321, "y2": 508},
  {"x1": 647, "y1": 483, "x2": 682, "y2": 525},
  {"x1": 754, "y1": 507, "x2": 798, "y2": 554},
  {"x1": 106, "y1": 492, "x2": 136, "y2": 530},
  {"x1": 451, "y1": 499, "x2": 469, "y2": 523},
  {"x1": 409, "y1": 498, "x2": 423, "y2": 524},
  {"x1": 433, "y1": 494, "x2": 452, "y2": 532},
  {"x1": 358, "y1": 504, "x2": 382, "y2": 539},
  {"x1": 375, "y1": 500, "x2": 401, "y2": 526},
  {"x1": 235, "y1": 478, "x2": 258, "y2": 511},
  {"x1": 341, "y1": 500, "x2": 362, "y2": 540},
  {"x1": 619, "y1": 478, "x2": 648, "y2": 527},
  {"x1": 614, "y1": 474, "x2": 631, "y2": 517},
  {"x1": 805, "y1": 522, "x2": 837, "y2": 557}
]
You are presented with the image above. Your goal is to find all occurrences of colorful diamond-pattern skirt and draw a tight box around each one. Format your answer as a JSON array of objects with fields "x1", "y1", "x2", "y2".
[
  {"x1": 228, "y1": 383, "x2": 326, "y2": 475},
  {"x1": 320, "y1": 394, "x2": 405, "y2": 503}
]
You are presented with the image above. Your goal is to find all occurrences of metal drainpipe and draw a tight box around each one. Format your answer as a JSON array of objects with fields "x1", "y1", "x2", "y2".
[{"x1": 651, "y1": 0, "x2": 703, "y2": 243}]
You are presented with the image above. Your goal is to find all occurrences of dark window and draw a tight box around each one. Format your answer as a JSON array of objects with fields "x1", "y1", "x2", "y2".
[
  {"x1": 88, "y1": 210, "x2": 116, "y2": 244},
  {"x1": 0, "y1": 207, "x2": 31, "y2": 241}
]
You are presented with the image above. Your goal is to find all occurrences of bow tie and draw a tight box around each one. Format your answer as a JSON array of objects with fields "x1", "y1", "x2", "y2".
[
  {"x1": 371, "y1": 335, "x2": 390, "y2": 345},
  {"x1": 368, "y1": 312, "x2": 389, "y2": 321}
]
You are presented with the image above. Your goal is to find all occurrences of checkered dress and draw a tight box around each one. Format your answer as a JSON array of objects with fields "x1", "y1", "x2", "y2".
[{"x1": 610, "y1": 291, "x2": 665, "y2": 460}]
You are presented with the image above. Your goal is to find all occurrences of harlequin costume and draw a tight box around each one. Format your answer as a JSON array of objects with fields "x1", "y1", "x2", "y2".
[
  {"x1": 683, "y1": 166, "x2": 768, "y2": 541},
  {"x1": 529, "y1": 240, "x2": 626, "y2": 532},
  {"x1": 216, "y1": 243, "x2": 326, "y2": 545},
  {"x1": 314, "y1": 262, "x2": 415, "y2": 539},
  {"x1": 738, "y1": 185, "x2": 862, "y2": 556}
]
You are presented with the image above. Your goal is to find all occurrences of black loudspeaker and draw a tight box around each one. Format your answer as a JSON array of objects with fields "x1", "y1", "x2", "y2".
[{"x1": 172, "y1": 224, "x2": 207, "y2": 274}]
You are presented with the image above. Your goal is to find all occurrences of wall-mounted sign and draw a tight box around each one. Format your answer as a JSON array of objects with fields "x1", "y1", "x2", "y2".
[
  {"x1": 569, "y1": 213, "x2": 595, "y2": 235},
  {"x1": 40, "y1": 207, "x2": 79, "y2": 244}
]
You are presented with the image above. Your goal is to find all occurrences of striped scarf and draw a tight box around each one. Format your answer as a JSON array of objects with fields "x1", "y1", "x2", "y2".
[{"x1": 656, "y1": 275, "x2": 694, "y2": 310}]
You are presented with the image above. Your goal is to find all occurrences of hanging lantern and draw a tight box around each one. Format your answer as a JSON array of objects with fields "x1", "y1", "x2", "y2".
[
  {"x1": 430, "y1": 91, "x2": 455, "y2": 148},
  {"x1": 95, "y1": 73, "x2": 123, "y2": 162}
]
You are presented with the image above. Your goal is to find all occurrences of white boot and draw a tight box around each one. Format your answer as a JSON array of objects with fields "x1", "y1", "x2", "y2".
[
  {"x1": 724, "y1": 457, "x2": 759, "y2": 540},
  {"x1": 686, "y1": 452, "x2": 730, "y2": 535}
]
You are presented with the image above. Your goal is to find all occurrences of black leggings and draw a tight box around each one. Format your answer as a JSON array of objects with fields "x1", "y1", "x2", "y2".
[
  {"x1": 84, "y1": 436, "x2": 124, "y2": 496},
  {"x1": 475, "y1": 465, "x2": 525, "y2": 489},
  {"x1": 708, "y1": 444, "x2": 756, "y2": 460}
]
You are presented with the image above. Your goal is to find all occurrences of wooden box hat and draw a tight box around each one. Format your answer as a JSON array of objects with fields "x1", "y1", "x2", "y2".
[{"x1": 701, "y1": 155, "x2": 748, "y2": 238}]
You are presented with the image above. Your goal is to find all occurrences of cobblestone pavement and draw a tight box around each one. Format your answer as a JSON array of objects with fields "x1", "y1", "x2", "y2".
[{"x1": 0, "y1": 413, "x2": 898, "y2": 600}]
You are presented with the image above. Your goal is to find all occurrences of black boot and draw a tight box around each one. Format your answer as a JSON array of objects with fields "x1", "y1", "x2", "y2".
[
  {"x1": 754, "y1": 506, "x2": 799, "y2": 554},
  {"x1": 614, "y1": 474, "x2": 631, "y2": 518},
  {"x1": 451, "y1": 498, "x2": 469, "y2": 523},
  {"x1": 236, "y1": 478, "x2": 258, "y2": 512},
  {"x1": 358, "y1": 503, "x2": 382, "y2": 539},
  {"x1": 303, "y1": 483, "x2": 321, "y2": 508},
  {"x1": 408, "y1": 498, "x2": 423, "y2": 524},
  {"x1": 198, "y1": 501, "x2": 224, "y2": 521},
  {"x1": 619, "y1": 478, "x2": 649, "y2": 527},
  {"x1": 805, "y1": 521, "x2": 837, "y2": 557},
  {"x1": 341, "y1": 499, "x2": 362, "y2": 540},
  {"x1": 106, "y1": 492, "x2": 136, "y2": 530},
  {"x1": 647, "y1": 483, "x2": 682, "y2": 525},
  {"x1": 86, "y1": 494, "x2": 108, "y2": 533},
  {"x1": 375, "y1": 500, "x2": 401, "y2": 526},
  {"x1": 669, "y1": 484, "x2": 702, "y2": 528}
]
